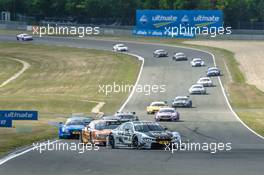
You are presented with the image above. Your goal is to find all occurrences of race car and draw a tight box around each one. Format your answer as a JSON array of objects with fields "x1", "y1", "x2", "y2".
[
  {"x1": 146, "y1": 101, "x2": 168, "y2": 114},
  {"x1": 113, "y1": 112, "x2": 139, "y2": 122},
  {"x1": 155, "y1": 107, "x2": 180, "y2": 122},
  {"x1": 197, "y1": 77, "x2": 213, "y2": 87},
  {"x1": 113, "y1": 44, "x2": 128, "y2": 52},
  {"x1": 80, "y1": 119, "x2": 122, "y2": 145},
  {"x1": 172, "y1": 96, "x2": 192, "y2": 108},
  {"x1": 190, "y1": 58, "x2": 205, "y2": 67},
  {"x1": 189, "y1": 84, "x2": 206, "y2": 94},
  {"x1": 16, "y1": 33, "x2": 33, "y2": 41},
  {"x1": 172, "y1": 52, "x2": 187, "y2": 61},
  {"x1": 153, "y1": 49, "x2": 168, "y2": 57},
  {"x1": 58, "y1": 116, "x2": 93, "y2": 139},
  {"x1": 108, "y1": 121, "x2": 181, "y2": 149},
  {"x1": 206, "y1": 67, "x2": 221, "y2": 76}
]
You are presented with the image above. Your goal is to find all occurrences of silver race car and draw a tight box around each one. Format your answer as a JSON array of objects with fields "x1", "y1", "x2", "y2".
[
  {"x1": 172, "y1": 96, "x2": 192, "y2": 108},
  {"x1": 190, "y1": 58, "x2": 205, "y2": 67},
  {"x1": 108, "y1": 121, "x2": 181, "y2": 149},
  {"x1": 189, "y1": 84, "x2": 206, "y2": 94},
  {"x1": 172, "y1": 52, "x2": 187, "y2": 61},
  {"x1": 197, "y1": 77, "x2": 213, "y2": 87},
  {"x1": 153, "y1": 49, "x2": 168, "y2": 57}
]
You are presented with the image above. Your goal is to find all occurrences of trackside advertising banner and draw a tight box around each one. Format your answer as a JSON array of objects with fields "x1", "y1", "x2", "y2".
[{"x1": 133, "y1": 10, "x2": 223, "y2": 38}]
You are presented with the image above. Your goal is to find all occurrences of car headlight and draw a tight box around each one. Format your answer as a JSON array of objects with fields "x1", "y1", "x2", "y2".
[{"x1": 62, "y1": 128, "x2": 69, "y2": 133}]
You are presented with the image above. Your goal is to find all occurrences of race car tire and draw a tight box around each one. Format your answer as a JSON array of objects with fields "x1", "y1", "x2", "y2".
[
  {"x1": 79, "y1": 133, "x2": 83, "y2": 143},
  {"x1": 132, "y1": 136, "x2": 140, "y2": 149},
  {"x1": 109, "y1": 135, "x2": 116, "y2": 149}
]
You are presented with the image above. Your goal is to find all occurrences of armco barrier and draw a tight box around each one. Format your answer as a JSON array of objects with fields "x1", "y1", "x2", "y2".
[{"x1": 0, "y1": 21, "x2": 263, "y2": 40}]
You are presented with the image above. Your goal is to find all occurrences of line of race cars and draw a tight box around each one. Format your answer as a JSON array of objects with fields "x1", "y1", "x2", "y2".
[{"x1": 59, "y1": 112, "x2": 181, "y2": 149}]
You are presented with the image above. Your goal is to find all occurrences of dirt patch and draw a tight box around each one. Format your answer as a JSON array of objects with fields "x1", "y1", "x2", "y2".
[{"x1": 184, "y1": 40, "x2": 264, "y2": 92}]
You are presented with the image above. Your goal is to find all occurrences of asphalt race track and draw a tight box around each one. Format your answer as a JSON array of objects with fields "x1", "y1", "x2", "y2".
[{"x1": 0, "y1": 35, "x2": 263, "y2": 175}]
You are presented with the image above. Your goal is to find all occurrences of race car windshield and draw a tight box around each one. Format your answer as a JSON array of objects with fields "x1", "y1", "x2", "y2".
[
  {"x1": 159, "y1": 109, "x2": 175, "y2": 113},
  {"x1": 65, "y1": 120, "x2": 84, "y2": 126},
  {"x1": 95, "y1": 122, "x2": 120, "y2": 130},
  {"x1": 153, "y1": 103, "x2": 165, "y2": 106},
  {"x1": 118, "y1": 115, "x2": 134, "y2": 119},
  {"x1": 134, "y1": 124, "x2": 165, "y2": 132},
  {"x1": 176, "y1": 98, "x2": 187, "y2": 101}
]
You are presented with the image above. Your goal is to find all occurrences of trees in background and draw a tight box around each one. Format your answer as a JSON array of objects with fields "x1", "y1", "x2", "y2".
[{"x1": 0, "y1": 0, "x2": 263, "y2": 26}]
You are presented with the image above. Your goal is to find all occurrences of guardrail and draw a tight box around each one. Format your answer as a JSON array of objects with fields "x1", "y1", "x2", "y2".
[{"x1": 0, "y1": 21, "x2": 263, "y2": 40}]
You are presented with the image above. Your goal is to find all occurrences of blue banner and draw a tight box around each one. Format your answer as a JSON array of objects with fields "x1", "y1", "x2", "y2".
[
  {"x1": 133, "y1": 10, "x2": 223, "y2": 38},
  {"x1": 0, "y1": 110, "x2": 38, "y2": 120},
  {"x1": 0, "y1": 119, "x2": 12, "y2": 127}
]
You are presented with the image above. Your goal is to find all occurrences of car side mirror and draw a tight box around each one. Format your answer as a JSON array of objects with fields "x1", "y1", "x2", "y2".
[
  {"x1": 125, "y1": 129, "x2": 130, "y2": 133},
  {"x1": 164, "y1": 127, "x2": 168, "y2": 130}
]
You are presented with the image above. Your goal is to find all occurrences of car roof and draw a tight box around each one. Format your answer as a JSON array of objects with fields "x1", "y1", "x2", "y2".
[
  {"x1": 102, "y1": 116, "x2": 119, "y2": 120},
  {"x1": 115, "y1": 112, "x2": 135, "y2": 115},
  {"x1": 159, "y1": 107, "x2": 175, "y2": 111},
  {"x1": 155, "y1": 49, "x2": 165, "y2": 52},
  {"x1": 175, "y1": 96, "x2": 188, "y2": 99},
  {"x1": 208, "y1": 67, "x2": 218, "y2": 70},
  {"x1": 193, "y1": 58, "x2": 202, "y2": 61},
  {"x1": 131, "y1": 121, "x2": 160, "y2": 125},
  {"x1": 192, "y1": 84, "x2": 203, "y2": 87},
  {"x1": 175, "y1": 52, "x2": 185, "y2": 55},
  {"x1": 199, "y1": 77, "x2": 210, "y2": 80},
  {"x1": 90, "y1": 119, "x2": 119, "y2": 124}
]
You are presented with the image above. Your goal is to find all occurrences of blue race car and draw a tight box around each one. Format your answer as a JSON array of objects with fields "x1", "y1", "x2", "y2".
[{"x1": 59, "y1": 117, "x2": 93, "y2": 139}]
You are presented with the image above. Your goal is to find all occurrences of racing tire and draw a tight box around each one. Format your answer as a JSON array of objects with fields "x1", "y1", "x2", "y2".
[
  {"x1": 79, "y1": 133, "x2": 83, "y2": 143},
  {"x1": 108, "y1": 135, "x2": 116, "y2": 149},
  {"x1": 132, "y1": 136, "x2": 140, "y2": 149}
]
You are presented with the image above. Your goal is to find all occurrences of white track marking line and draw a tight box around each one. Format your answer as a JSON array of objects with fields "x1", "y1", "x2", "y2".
[
  {"x1": 0, "y1": 58, "x2": 30, "y2": 88},
  {"x1": 0, "y1": 140, "x2": 59, "y2": 166},
  {"x1": 118, "y1": 52, "x2": 144, "y2": 112}
]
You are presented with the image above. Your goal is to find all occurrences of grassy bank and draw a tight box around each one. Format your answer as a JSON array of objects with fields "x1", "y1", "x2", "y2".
[{"x1": 0, "y1": 42, "x2": 140, "y2": 156}]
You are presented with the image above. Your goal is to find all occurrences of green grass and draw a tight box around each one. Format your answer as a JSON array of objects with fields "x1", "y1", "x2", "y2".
[
  {"x1": 0, "y1": 42, "x2": 140, "y2": 156},
  {"x1": 0, "y1": 57, "x2": 22, "y2": 83}
]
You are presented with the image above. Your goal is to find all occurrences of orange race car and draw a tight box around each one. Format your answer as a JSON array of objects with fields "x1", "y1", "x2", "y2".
[{"x1": 80, "y1": 119, "x2": 123, "y2": 145}]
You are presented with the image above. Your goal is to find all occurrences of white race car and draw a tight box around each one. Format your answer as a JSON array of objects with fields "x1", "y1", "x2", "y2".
[
  {"x1": 172, "y1": 52, "x2": 187, "y2": 61},
  {"x1": 153, "y1": 49, "x2": 168, "y2": 57},
  {"x1": 189, "y1": 84, "x2": 206, "y2": 94},
  {"x1": 16, "y1": 33, "x2": 33, "y2": 41},
  {"x1": 190, "y1": 58, "x2": 205, "y2": 67},
  {"x1": 197, "y1": 77, "x2": 213, "y2": 87},
  {"x1": 113, "y1": 44, "x2": 128, "y2": 52},
  {"x1": 206, "y1": 67, "x2": 221, "y2": 76},
  {"x1": 108, "y1": 121, "x2": 181, "y2": 149}
]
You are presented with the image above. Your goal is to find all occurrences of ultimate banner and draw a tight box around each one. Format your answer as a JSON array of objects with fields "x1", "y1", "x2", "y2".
[{"x1": 133, "y1": 10, "x2": 223, "y2": 38}]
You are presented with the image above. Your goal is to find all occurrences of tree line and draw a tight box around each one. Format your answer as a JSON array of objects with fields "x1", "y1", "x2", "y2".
[{"x1": 0, "y1": 0, "x2": 263, "y2": 26}]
